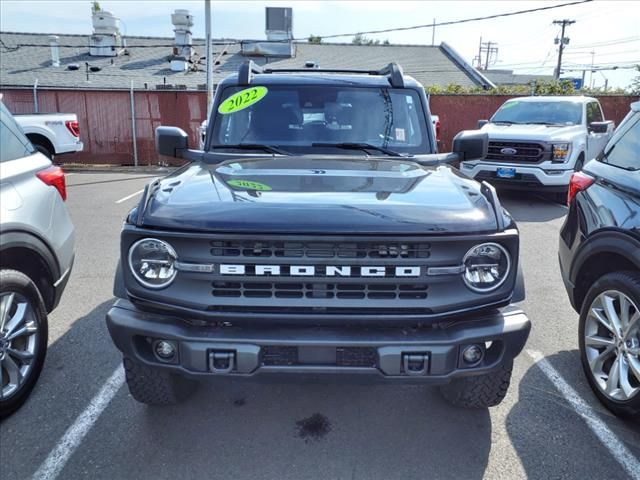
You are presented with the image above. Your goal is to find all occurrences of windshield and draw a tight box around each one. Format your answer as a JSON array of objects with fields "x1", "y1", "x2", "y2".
[
  {"x1": 210, "y1": 85, "x2": 430, "y2": 155},
  {"x1": 491, "y1": 100, "x2": 583, "y2": 125}
]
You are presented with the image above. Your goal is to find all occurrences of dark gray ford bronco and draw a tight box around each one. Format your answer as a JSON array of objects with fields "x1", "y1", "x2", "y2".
[{"x1": 107, "y1": 62, "x2": 530, "y2": 408}]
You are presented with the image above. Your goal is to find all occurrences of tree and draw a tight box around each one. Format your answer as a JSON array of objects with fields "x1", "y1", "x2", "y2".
[
  {"x1": 91, "y1": 1, "x2": 101, "y2": 14},
  {"x1": 630, "y1": 65, "x2": 640, "y2": 95},
  {"x1": 308, "y1": 35, "x2": 322, "y2": 44},
  {"x1": 352, "y1": 34, "x2": 389, "y2": 46}
]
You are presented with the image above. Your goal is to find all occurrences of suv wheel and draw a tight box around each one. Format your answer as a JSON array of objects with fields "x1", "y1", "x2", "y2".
[
  {"x1": 0, "y1": 269, "x2": 48, "y2": 419},
  {"x1": 579, "y1": 271, "x2": 640, "y2": 417},
  {"x1": 123, "y1": 357, "x2": 196, "y2": 406},
  {"x1": 439, "y1": 361, "x2": 513, "y2": 408}
]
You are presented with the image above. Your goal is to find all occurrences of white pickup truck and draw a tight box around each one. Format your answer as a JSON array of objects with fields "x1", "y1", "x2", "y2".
[
  {"x1": 460, "y1": 96, "x2": 614, "y2": 201},
  {"x1": 14, "y1": 113, "x2": 83, "y2": 160}
]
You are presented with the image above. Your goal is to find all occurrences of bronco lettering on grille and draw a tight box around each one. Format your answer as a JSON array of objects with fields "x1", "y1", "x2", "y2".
[{"x1": 218, "y1": 265, "x2": 421, "y2": 277}]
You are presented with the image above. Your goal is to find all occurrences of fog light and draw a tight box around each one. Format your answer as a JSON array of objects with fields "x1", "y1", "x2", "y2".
[
  {"x1": 154, "y1": 340, "x2": 176, "y2": 360},
  {"x1": 462, "y1": 344, "x2": 484, "y2": 365}
]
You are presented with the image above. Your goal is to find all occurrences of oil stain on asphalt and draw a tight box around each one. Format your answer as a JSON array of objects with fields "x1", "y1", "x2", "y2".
[{"x1": 295, "y1": 413, "x2": 332, "y2": 442}]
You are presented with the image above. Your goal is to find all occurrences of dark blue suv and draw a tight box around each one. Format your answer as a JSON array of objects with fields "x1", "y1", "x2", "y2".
[{"x1": 559, "y1": 101, "x2": 640, "y2": 418}]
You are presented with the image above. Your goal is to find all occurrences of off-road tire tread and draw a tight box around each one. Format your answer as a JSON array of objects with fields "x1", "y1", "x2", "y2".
[
  {"x1": 440, "y1": 361, "x2": 513, "y2": 409},
  {"x1": 123, "y1": 357, "x2": 195, "y2": 406}
]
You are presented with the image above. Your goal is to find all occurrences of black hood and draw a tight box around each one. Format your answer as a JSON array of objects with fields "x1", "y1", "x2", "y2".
[{"x1": 136, "y1": 156, "x2": 502, "y2": 235}]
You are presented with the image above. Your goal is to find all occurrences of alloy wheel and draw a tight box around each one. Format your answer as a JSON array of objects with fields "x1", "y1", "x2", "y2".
[
  {"x1": 584, "y1": 290, "x2": 640, "y2": 401},
  {"x1": 0, "y1": 292, "x2": 39, "y2": 400}
]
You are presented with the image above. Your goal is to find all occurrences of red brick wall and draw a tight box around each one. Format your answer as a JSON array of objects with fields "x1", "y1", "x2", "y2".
[{"x1": 1, "y1": 89, "x2": 637, "y2": 165}]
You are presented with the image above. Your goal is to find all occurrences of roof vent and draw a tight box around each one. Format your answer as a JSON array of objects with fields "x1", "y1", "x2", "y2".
[
  {"x1": 265, "y1": 7, "x2": 293, "y2": 41},
  {"x1": 49, "y1": 35, "x2": 60, "y2": 67},
  {"x1": 89, "y1": 10, "x2": 124, "y2": 56},
  {"x1": 170, "y1": 9, "x2": 194, "y2": 72}
]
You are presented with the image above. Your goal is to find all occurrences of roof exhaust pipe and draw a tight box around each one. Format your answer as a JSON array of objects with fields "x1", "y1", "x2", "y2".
[{"x1": 49, "y1": 35, "x2": 60, "y2": 67}]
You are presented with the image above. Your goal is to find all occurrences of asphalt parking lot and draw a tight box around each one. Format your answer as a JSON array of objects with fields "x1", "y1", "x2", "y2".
[{"x1": 1, "y1": 171, "x2": 639, "y2": 480}]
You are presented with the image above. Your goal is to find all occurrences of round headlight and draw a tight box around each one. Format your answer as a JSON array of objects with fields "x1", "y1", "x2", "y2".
[
  {"x1": 462, "y1": 243, "x2": 510, "y2": 293},
  {"x1": 128, "y1": 238, "x2": 178, "y2": 289}
]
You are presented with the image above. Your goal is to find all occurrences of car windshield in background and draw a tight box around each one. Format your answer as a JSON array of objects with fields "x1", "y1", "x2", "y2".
[
  {"x1": 491, "y1": 100, "x2": 583, "y2": 125},
  {"x1": 210, "y1": 85, "x2": 429, "y2": 155}
]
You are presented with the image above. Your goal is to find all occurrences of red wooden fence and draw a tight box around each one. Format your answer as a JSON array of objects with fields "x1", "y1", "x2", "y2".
[{"x1": 1, "y1": 88, "x2": 637, "y2": 165}]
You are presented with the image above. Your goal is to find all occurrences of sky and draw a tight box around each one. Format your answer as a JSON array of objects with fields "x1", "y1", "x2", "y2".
[{"x1": 1, "y1": 0, "x2": 639, "y2": 89}]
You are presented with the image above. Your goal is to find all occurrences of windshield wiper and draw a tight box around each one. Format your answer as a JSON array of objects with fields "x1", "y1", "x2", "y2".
[
  {"x1": 527, "y1": 122, "x2": 567, "y2": 126},
  {"x1": 211, "y1": 144, "x2": 292, "y2": 155},
  {"x1": 311, "y1": 142, "x2": 405, "y2": 157},
  {"x1": 491, "y1": 120, "x2": 520, "y2": 125}
]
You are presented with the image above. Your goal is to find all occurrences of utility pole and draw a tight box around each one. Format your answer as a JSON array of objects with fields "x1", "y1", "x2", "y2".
[
  {"x1": 205, "y1": 0, "x2": 213, "y2": 120},
  {"x1": 553, "y1": 19, "x2": 575, "y2": 80},
  {"x1": 474, "y1": 38, "x2": 498, "y2": 70},
  {"x1": 431, "y1": 18, "x2": 436, "y2": 46},
  {"x1": 476, "y1": 36, "x2": 482, "y2": 69},
  {"x1": 484, "y1": 41, "x2": 497, "y2": 70}
]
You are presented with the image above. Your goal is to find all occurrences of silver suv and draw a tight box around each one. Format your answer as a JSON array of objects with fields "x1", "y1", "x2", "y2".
[{"x1": 0, "y1": 100, "x2": 75, "y2": 418}]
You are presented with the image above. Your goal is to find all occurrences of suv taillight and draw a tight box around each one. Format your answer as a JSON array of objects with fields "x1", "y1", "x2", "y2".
[
  {"x1": 65, "y1": 120, "x2": 80, "y2": 137},
  {"x1": 567, "y1": 171, "x2": 595, "y2": 205},
  {"x1": 36, "y1": 166, "x2": 67, "y2": 201},
  {"x1": 435, "y1": 119, "x2": 441, "y2": 142}
]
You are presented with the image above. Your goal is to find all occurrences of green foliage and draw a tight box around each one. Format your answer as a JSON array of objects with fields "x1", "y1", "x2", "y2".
[
  {"x1": 425, "y1": 78, "x2": 633, "y2": 96},
  {"x1": 91, "y1": 1, "x2": 101, "y2": 14},
  {"x1": 629, "y1": 65, "x2": 640, "y2": 95},
  {"x1": 352, "y1": 34, "x2": 389, "y2": 46},
  {"x1": 308, "y1": 35, "x2": 322, "y2": 45}
]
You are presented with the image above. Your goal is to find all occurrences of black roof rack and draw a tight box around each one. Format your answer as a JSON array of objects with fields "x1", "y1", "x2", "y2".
[{"x1": 237, "y1": 61, "x2": 405, "y2": 88}]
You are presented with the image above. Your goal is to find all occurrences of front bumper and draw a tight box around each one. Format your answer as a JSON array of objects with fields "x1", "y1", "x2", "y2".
[
  {"x1": 461, "y1": 161, "x2": 573, "y2": 190},
  {"x1": 106, "y1": 300, "x2": 531, "y2": 384}
]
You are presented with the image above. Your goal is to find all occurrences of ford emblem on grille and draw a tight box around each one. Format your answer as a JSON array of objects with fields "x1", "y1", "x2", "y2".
[{"x1": 500, "y1": 147, "x2": 518, "y2": 155}]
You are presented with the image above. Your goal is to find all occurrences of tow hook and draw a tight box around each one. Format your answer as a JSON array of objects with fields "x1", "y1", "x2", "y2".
[
  {"x1": 209, "y1": 350, "x2": 236, "y2": 374},
  {"x1": 402, "y1": 353, "x2": 429, "y2": 376}
]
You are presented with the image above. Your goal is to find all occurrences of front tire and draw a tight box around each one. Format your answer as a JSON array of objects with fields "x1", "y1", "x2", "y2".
[
  {"x1": 439, "y1": 361, "x2": 513, "y2": 408},
  {"x1": 123, "y1": 357, "x2": 197, "y2": 406},
  {"x1": 579, "y1": 271, "x2": 640, "y2": 418},
  {"x1": 0, "y1": 270, "x2": 49, "y2": 419}
]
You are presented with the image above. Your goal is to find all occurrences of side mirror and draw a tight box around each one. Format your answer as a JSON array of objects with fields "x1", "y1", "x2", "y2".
[
  {"x1": 156, "y1": 126, "x2": 189, "y2": 158},
  {"x1": 589, "y1": 121, "x2": 611, "y2": 134},
  {"x1": 452, "y1": 130, "x2": 488, "y2": 161},
  {"x1": 477, "y1": 119, "x2": 489, "y2": 128}
]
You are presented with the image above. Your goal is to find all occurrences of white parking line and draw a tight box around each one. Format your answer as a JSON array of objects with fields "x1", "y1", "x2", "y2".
[
  {"x1": 115, "y1": 189, "x2": 144, "y2": 204},
  {"x1": 527, "y1": 350, "x2": 640, "y2": 480},
  {"x1": 32, "y1": 366, "x2": 125, "y2": 480}
]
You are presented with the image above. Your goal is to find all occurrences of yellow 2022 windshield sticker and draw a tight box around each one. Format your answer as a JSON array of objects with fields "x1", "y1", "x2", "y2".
[
  {"x1": 218, "y1": 86, "x2": 268, "y2": 114},
  {"x1": 227, "y1": 179, "x2": 272, "y2": 191}
]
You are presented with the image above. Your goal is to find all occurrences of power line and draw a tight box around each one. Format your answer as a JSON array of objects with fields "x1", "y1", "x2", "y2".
[
  {"x1": 568, "y1": 36, "x2": 640, "y2": 48},
  {"x1": 293, "y1": 0, "x2": 592, "y2": 41}
]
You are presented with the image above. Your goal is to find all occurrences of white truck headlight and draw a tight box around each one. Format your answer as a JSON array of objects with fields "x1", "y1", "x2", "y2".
[
  {"x1": 552, "y1": 142, "x2": 571, "y2": 162},
  {"x1": 128, "y1": 238, "x2": 178, "y2": 288},
  {"x1": 462, "y1": 243, "x2": 511, "y2": 292}
]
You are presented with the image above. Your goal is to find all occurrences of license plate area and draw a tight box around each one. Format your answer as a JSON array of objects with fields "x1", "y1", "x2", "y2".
[{"x1": 496, "y1": 167, "x2": 516, "y2": 179}]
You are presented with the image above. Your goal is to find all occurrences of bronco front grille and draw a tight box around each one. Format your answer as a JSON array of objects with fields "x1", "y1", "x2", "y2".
[
  {"x1": 126, "y1": 232, "x2": 518, "y2": 318},
  {"x1": 212, "y1": 281, "x2": 429, "y2": 300},
  {"x1": 486, "y1": 141, "x2": 547, "y2": 163},
  {"x1": 210, "y1": 240, "x2": 431, "y2": 259}
]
